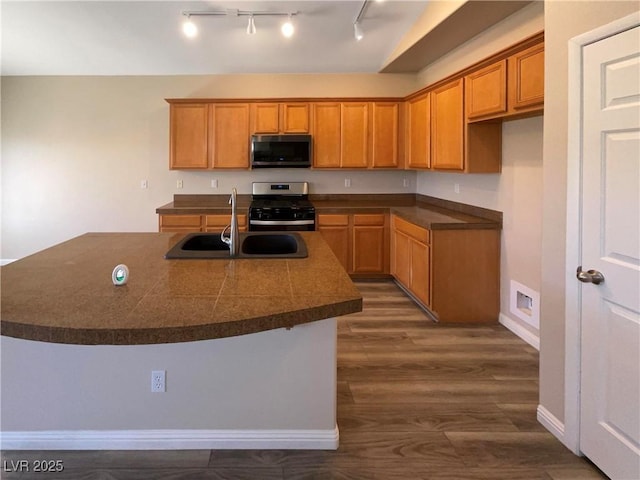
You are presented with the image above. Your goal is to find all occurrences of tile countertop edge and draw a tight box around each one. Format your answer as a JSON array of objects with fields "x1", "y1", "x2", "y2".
[{"x1": 0, "y1": 297, "x2": 362, "y2": 346}]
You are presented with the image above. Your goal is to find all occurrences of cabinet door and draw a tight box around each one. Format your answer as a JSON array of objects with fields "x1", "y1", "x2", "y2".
[
  {"x1": 313, "y1": 103, "x2": 341, "y2": 168},
  {"x1": 159, "y1": 214, "x2": 202, "y2": 232},
  {"x1": 410, "y1": 239, "x2": 430, "y2": 307},
  {"x1": 392, "y1": 230, "x2": 411, "y2": 289},
  {"x1": 407, "y1": 94, "x2": 430, "y2": 169},
  {"x1": 431, "y1": 78, "x2": 464, "y2": 171},
  {"x1": 508, "y1": 42, "x2": 544, "y2": 112},
  {"x1": 211, "y1": 104, "x2": 250, "y2": 169},
  {"x1": 465, "y1": 60, "x2": 507, "y2": 120},
  {"x1": 317, "y1": 214, "x2": 350, "y2": 271},
  {"x1": 170, "y1": 104, "x2": 209, "y2": 169},
  {"x1": 341, "y1": 102, "x2": 369, "y2": 168},
  {"x1": 352, "y1": 214, "x2": 386, "y2": 273},
  {"x1": 371, "y1": 102, "x2": 399, "y2": 168},
  {"x1": 252, "y1": 103, "x2": 280, "y2": 134},
  {"x1": 281, "y1": 103, "x2": 310, "y2": 133}
]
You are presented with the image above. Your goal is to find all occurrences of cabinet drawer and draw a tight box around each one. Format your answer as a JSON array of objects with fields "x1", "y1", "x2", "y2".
[
  {"x1": 160, "y1": 215, "x2": 202, "y2": 228},
  {"x1": 204, "y1": 214, "x2": 247, "y2": 228},
  {"x1": 354, "y1": 213, "x2": 385, "y2": 226},
  {"x1": 393, "y1": 216, "x2": 429, "y2": 244},
  {"x1": 317, "y1": 214, "x2": 349, "y2": 226}
]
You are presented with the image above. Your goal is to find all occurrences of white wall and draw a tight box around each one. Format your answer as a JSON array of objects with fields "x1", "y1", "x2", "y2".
[
  {"x1": 0, "y1": 73, "x2": 419, "y2": 260},
  {"x1": 1, "y1": 318, "x2": 338, "y2": 449},
  {"x1": 416, "y1": 2, "x2": 545, "y2": 345},
  {"x1": 540, "y1": 0, "x2": 639, "y2": 428}
]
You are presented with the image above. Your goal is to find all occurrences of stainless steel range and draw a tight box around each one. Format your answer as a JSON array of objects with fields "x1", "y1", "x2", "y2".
[{"x1": 248, "y1": 182, "x2": 315, "y2": 231}]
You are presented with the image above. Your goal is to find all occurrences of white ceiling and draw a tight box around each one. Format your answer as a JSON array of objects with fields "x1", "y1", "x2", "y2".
[{"x1": 0, "y1": 0, "x2": 431, "y2": 76}]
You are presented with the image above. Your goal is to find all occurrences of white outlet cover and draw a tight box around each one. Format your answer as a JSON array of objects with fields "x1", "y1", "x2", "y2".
[{"x1": 151, "y1": 370, "x2": 166, "y2": 393}]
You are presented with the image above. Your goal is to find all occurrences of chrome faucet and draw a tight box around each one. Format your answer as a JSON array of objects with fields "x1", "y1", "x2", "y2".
[{"x1": 221, "y1": 187, "x2": 239, "y2": 257}]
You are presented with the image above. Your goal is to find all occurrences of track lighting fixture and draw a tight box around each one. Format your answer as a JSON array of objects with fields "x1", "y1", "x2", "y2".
[
  {"x1": 181, "y1": 10, "x2": 298, "y2": 38},
  {"x1": 281, "y1": 14, "x2": 294, "y2": 38},
  {"x1": 182, "y1": 15, "x2": 198, "y2": 38},
  {"x1": 246, "y1": 15, "x2": 256, "y2": 35},
  {"x1": 353, "y1": 22, "x2": 363, "y2": 41},
  {"x1": 353, "y1": 0, "x2": 369, "y2": 41}
]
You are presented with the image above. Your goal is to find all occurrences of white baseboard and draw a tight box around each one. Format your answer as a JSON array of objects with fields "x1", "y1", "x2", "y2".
[
  {"x1": 499, "y1": 313, "x2": 540, "y2": 350},
  {"x1": 1, "y1": 259, "x2": 17, "y2": 266},
  {"x1": 537, "y1": 405, "x2": 565, "y2": 444},
  {"x1": 1, "y1": 427, "x2": 340, "y2": 450}
]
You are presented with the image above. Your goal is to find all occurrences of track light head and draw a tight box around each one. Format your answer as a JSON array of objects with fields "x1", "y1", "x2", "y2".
[
  {"x1": 182, "y1": 16, "x2": 198, "y2": 38},
  {"x1": 354, "y1": 22, "x2": 363, "y2": 41},
  {"x1": 281, "y1": 14, "x2": 294, "y2": 38},
  {"x1": 246, "y1": 15, "x2": 256, "y2": 35}
]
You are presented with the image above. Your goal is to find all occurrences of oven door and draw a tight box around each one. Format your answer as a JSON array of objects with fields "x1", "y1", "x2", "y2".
[{"x1": 249, "y1": 220, "x2": 315, "y2": 232}]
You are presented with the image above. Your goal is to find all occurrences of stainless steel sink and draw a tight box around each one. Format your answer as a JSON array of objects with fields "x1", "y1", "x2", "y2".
[{"x1": 165, "y1": 232, "x2": 308, "y2": 259}]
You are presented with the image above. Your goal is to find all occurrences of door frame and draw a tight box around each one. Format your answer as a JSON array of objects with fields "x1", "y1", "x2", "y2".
[{"x1": 564, "y1": 10, "x2": 640, "y2": 455}]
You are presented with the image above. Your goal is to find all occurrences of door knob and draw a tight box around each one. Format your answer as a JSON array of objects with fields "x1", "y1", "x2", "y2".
[{"x1": 576, "y1": 266, "x2": 605, "y2": 285}]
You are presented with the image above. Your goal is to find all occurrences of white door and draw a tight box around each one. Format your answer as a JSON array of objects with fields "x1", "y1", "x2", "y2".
[{"x1": 580, "y1": 25, "x2": 640, "y2": 480}]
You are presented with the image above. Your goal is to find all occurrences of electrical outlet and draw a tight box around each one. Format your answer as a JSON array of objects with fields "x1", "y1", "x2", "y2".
[
  {"x1": 151, "y1": 370, "x2": 165, "y2": 393},
  {"x1": 403, "y1": 178, "x2": 410, "y2": 188},
  {"x1": 211, "y1": 179, "x2": 218, "y2": 188},
  {"x1": 454, "y1": 183, "x2": 460, "y2": 194},
  {"x1": 177, "y1": 180, "x2": 183, "y2": 189},
  {"x1": 344, "y1": 178, "x2": 351, "y2": 188},
  {"x1": 140, "y1": 180, "x2": 148, "y2": 189}
]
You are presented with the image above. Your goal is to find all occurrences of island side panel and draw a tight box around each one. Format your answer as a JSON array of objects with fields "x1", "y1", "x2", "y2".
[{"x1": 1, "y1": 318, "x2": 337, "y2": 450}]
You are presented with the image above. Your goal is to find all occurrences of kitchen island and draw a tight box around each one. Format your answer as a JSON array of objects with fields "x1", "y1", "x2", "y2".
[{"x1": 1, "y1": 232, "x2": 361, "y2": 450}]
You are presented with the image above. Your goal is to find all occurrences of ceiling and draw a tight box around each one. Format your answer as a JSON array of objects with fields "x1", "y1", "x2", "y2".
[{"x1": 1, "y1": 0, "x2": 430, "y2": 76}]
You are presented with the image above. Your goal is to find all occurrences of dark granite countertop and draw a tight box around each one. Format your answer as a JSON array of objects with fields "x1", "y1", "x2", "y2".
[
  {"x1": 157, "y1": 194, "x2": 502, "y2": 231},
  {"x1": 0, "y1": 232, "x2": 362, "y2": 345}
]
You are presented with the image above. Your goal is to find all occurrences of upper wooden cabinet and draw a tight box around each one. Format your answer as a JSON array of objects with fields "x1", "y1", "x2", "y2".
[
  {"x1": 371, "y1": 102, "x2": 400, "y2": 168},
  {"x1": 313, "y1": 101, "x2": 401, "y2": 169},
  {"x1": 313, "y1": 102, "x2": 369, "y2": 169},
  {"x1": 340, "y1": 102, "x2": 369, "y2": 168},
  {"x1": 431, "y1": 78, "x2": 464, "y2": 171},
  {"x1": 466, "y1": 60, "x2": 508, "y2": 120},
  {"x1": 312, "y1": 103, "x2": 342, "y2": 168},
  {"x1": 465, "y1": 41, "x2": 544, "y2": 122},
  {"x1": 169, "y1": 102, "x2": 249, "y2": 170},
  {"x1": 251, "y1": 102, "x2": 309, "y2": 134},
  {"x1": 508, "y1": 42, "x2": 544, "y2": 114},
  {"x1": 210, "y1": 104, "x2": 250, "y2": 169},
  {"x1": 170, "y1": 104, "x2": 210, "y2": 169},
  {"x1": 406, "y1": 94, "x2": 430, "y2": 169}
]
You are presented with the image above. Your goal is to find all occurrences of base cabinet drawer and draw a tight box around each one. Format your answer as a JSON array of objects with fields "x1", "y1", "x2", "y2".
[
  {"x1": 158, "y1": 214, "x2": 246, "y2": 233},
  {"x1": 159, "y1": 214, "x2": 203, "y2": 232}
]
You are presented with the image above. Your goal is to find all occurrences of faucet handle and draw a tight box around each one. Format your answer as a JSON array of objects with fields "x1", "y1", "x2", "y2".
[{"x1": 220, "y1": 224, "x2": 231, "y2": 245}]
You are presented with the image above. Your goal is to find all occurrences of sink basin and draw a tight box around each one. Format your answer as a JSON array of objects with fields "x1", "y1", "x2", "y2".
[
  {"x1": 165, "y1": 232, "x2": 308, "y2": 259},
  {"x1": 181, "y1": 234, "x2": 230, "y2": 252},
  {"x1": 241, "y1": 234, "x2": 298, "y2": 255}
]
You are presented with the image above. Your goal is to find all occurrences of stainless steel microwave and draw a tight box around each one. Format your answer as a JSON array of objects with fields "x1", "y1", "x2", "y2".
[{"x1": 250, "y1": 134, "x2": 312, "y2": 168}]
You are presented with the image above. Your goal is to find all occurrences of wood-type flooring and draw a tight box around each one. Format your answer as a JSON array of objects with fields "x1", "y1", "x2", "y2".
[{"x1": 1, "y1": 280, "x2": 607, "y2": 479}]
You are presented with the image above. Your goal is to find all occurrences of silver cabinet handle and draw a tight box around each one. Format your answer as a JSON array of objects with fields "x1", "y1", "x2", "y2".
[{"x1": 576, "y1": 266, "x2": 605, "y2": 285}]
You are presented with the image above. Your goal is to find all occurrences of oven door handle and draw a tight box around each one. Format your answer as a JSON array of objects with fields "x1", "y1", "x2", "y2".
[{"x1": 249, "y1": 220, "x2": 315, "y2": 226}]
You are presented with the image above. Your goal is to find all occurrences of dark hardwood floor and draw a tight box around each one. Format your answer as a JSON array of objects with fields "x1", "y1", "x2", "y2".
[{"x1": 1, "y1": 280, "x2": 607, "y2": 479}]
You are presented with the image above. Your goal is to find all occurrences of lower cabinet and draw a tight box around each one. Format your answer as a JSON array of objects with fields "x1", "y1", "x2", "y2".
[
  {"x1": 158, "y1": 214, "x2": 247, "y2": 233},
  {"x1": 317, "y1": 213, "x2": 389, "y2": 275},
  {"x1": 391, "y1": 216, "x2": 430, "y2": 306},
  {"x1": 391, "y1": 214, "x2": 499, "y2": 323}
]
